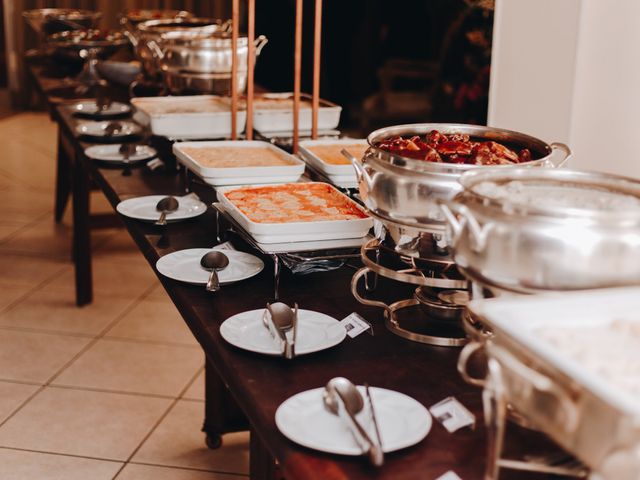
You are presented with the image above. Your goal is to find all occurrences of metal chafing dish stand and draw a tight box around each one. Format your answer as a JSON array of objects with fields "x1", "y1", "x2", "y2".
[{"x1": 349, "y1": 123, "x2": 571, "y2": 347}]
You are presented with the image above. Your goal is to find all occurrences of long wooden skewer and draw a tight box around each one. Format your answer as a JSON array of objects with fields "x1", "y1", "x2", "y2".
[
  {"x1": 311, "y1": 0, "x2": 323, "y2": 139},
  {"x1": 231, "y1": 0, "x2": 239, "y2": 140},
  {"x1": 293, "y1": 0, "x2": 303, "y2": 153},
  {"x1": 246, "y1": 0, "x2": 255, "y2": 140}
]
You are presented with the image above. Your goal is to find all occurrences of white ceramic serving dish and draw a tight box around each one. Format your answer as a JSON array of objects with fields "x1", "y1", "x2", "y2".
[
  {"x1": 252, "y1": 93, "x2": 342, "y2": 133},
  {"x1": 298, "y1": 138, "x2": 367, "y2": 176},
  {"x1": 217, "y1": 182, "x2": 373, "y2": 243},
  {"x1": 131, "y1": 95, "x2": 246, "y2": 139},
  {"x1": 173, "y1": 140, "x2": 305, "y2": 186}
]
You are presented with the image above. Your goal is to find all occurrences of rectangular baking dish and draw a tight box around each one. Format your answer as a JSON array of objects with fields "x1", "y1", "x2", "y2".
[
  {"x1": 217, "y1": 182, "x2": 372, "y2": 243},
  {"x1": 468, "y1": 287, "x2": 640, "y2": 474},
  {"x1": 132, "y1": 95, "x2": 246, "y2": 140},
  {"x1": 252, "y1": 93, "x2": 342, "y2": 133},
  {"x1": 298, "y1": 138, "x2": 368, "y2": 177},
  {"x1": 173, "y1": 140, "x2": 305, "y2": 186}
]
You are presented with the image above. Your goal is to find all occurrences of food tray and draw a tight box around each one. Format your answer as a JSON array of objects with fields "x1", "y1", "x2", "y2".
[
  {"x1": 217, "y1": 182, "x2": 372, "y2": 244},
  {"x1": 131, "y1": 95, "x2": 246, "y2": 139},
  {"x1": 252, "y1": 93, "x2": 341, "y2": 133},
  {"x1": 467, "y1": 287, "x2": 640, "y2": 476},
  {"x1": 298, "y1": 138, "x2": 368, "y2": 176},
  {"x1": 173, "y1": 140, "x2": 305, "y2": 186}
]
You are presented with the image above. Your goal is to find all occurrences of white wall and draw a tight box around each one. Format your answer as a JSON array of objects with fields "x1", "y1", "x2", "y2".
[{"x1": 488, "y1": 0, "x2": 640, "y2": 179}]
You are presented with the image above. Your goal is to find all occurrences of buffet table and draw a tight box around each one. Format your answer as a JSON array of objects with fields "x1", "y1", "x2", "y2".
[
  {"x1": 20, "y1": 42, "x2": 574, "y2": 478},
  {"x1": 37, "y1": 95, "x2": 567, "y2": 479}
]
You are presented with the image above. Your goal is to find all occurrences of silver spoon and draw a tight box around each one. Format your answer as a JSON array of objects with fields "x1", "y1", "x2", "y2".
[
  {"x1": 119, "y1": 143, "x2": 136, "y2": 176},
  {"x1": 155, "y1": 196, "x2": 179, "y2": 226},
  {"x1": 200, "y1": 251, "x2": 229, "y2": 292},
  {"x1": 323, "y1": 377, "x2": 384, "y2": 467},
  {"x1": 265, "y1": 302, "x2": 297, "y2": 359},
  {"x1": 104, "y1": 121, "x2": 123, "y2": 137}
]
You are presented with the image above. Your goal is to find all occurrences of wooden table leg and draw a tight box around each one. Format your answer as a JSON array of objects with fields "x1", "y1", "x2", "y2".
[
  {"x1": 72, "y1": 149, "x2": 93, "y2": 306},
  {"x1": 202, "y1": 357, "x2": 248, "y2": 448},
  {"x1": 55, "y1": 128, "x2": 72, "y2": 223},
  {"x1": 250, "y1": 428, "x2": 277, "y2": 480}
]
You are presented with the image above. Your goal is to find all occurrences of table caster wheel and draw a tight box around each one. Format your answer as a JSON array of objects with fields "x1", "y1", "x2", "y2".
[{"x1": 205, "y1": 434, "x2": 222, "y2": 450}]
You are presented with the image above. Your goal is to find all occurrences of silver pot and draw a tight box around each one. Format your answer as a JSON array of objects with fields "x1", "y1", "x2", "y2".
[
  {"x1": 126, "y1": 17, "x2": 230, "y2": 76},
  {"x1": 162, "y1": 69, "x2": 248, "y2": 95},
  {"x1": 158, "y1": 33, "x2": 268, "y2": 74},
  {"x1": 353, "y1": 123, "x2": 571, "y2": 232},
  {"x1": 439, "y1": 168, "x2": 640, "y2": 291}
]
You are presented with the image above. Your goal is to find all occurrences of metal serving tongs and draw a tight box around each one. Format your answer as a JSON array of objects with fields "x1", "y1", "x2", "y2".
[
  {"x1": 323, "y1": 377, "x2": 384, "y2": 467},
  {"x1": 261, "y1": 302, "x2": 298, "y2": 359}
]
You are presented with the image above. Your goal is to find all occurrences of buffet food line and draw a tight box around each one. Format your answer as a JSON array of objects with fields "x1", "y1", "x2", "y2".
[{"x1": 23, "y1": 6, "x2": 640, "y2": 480}]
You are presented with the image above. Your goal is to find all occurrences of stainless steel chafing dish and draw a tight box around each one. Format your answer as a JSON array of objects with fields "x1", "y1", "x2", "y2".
[
  {"x1": 460, "y1": 288, "x2": 640, "y2": 480},
  {"x1": 439, "y1": 168, "x2": 640, "y2": 291},
  {"x1": 353, "y1": 123, "x2": 571, "y2": 233},
  {"x1": 126, "y1": 17, "x2": 230, "y2": 76},
  {"x1": 157, "y1": 32, "x2": 268, "y2": 94}
]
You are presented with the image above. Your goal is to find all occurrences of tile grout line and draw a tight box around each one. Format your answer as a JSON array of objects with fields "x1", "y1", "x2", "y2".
[
  {"x1": 0, "y1": 263, "x2": 70, "y2": 317},
  {"x1": 0, "y1": 445, "x2": 124, "y2": 464},
  {"x1": 110, "y1": 366, "x2": 206, "y2": 480},
  {"x1": 0, "y1": 280, "x2": 158, "y2": 430},
  {"x1": 126, "y1": 461, "x2": 251, "y2": 477}
]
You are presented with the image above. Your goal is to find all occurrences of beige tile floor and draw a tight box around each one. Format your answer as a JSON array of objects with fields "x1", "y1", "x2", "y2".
[{"x1": 0, "y1": 112, "x2": 250, "y2": 478}]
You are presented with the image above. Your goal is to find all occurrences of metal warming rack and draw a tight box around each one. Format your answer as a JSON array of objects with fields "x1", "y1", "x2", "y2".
[{"x1": 212, "y1": 202, "x2": 367, "y2": 300}]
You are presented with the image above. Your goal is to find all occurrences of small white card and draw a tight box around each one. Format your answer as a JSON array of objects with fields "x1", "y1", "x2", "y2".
[
  {"x1": 146, "y1": 158, "x2": 164, "y2": 171},
  {"x1": 339, "y1": 313, "x2": 373, "y2": 338},
  {"x1": 429, "y1": 397, "x2": 475, "y2": 433},
  {"x1": 435, "y1": 471, "x2": 462, "y2": 480},
  {"x1": 213, "y1": 241, "x2": 236, "y2": 251}
]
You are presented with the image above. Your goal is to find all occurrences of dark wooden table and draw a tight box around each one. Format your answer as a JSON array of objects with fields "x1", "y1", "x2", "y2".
[{"x1": 48, "y1": 98, "x2": 562, "y2": 480}]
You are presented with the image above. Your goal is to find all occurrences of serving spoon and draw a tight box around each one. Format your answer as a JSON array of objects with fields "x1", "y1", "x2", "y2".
[
  {"x1": 264, "y1": 302, "x2": 297, "y2": 359},
  {"x1": 200, "y1": 251, "x2": 229, "y2": 292},
  {"x1": 155, "y1": 196, "x2": 179, "y2": 226},
  {"x1": 323, "y1": 377, "x2": 384, "y2": 467},
  {"x1": 119, "y1": 143, "x2": 136, "y2": 176}
]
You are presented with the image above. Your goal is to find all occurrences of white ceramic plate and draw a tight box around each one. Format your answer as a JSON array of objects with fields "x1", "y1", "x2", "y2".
[
  {"x1": 220, "y1": 308, "x2": 346, "y2": 356},
  {"x1": 73, "y1": 101, "x2": 131, "y2": 118},
  {"x1": 156, "y1": 248, "x2": 264, "y2": 285},
  {"x1": 85, "y1": 144, "x2": 158, "y2": 163},
  {"x1": 75, "y1": 120, "x2": 142, "y2": 139},
  {"x1": 116, "y1": 195, "x2": 206, "y2": 222},
  {"x1": 275, "y1": 386, "x2": 431, "y2": 455}
]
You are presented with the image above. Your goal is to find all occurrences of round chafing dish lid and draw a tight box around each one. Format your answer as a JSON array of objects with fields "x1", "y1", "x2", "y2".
[
  {"x1": 138, "y1": 17, "x2": 225, "y2": 33},
  {"x1": 459, "y1": 167, "x2": 640, "y2": 220}
]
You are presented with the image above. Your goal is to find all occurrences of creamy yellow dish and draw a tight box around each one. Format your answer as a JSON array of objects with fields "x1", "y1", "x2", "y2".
[
  {"x1": 181, "y1": 147, "x2": 296, "y2": 168},
  {"x1": 307, "y1": 143, "x2": 368, "y2": 165}
]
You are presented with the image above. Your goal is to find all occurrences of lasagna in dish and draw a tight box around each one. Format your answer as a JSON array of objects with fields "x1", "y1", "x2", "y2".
[{"x1": 223, "y1": 183, "x2": 368, "y2": 224}]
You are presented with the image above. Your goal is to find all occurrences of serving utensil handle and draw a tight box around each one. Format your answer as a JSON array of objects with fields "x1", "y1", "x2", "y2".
[
  {"x1": 335, "y1": 390, "x2": 383, "y2": 467},
  {"x1": 155, "y1": 212, "x2": 167, "y2": 226},
  {"x1": 206, "y1": 269, "x2": 221, "y2": 292}
]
